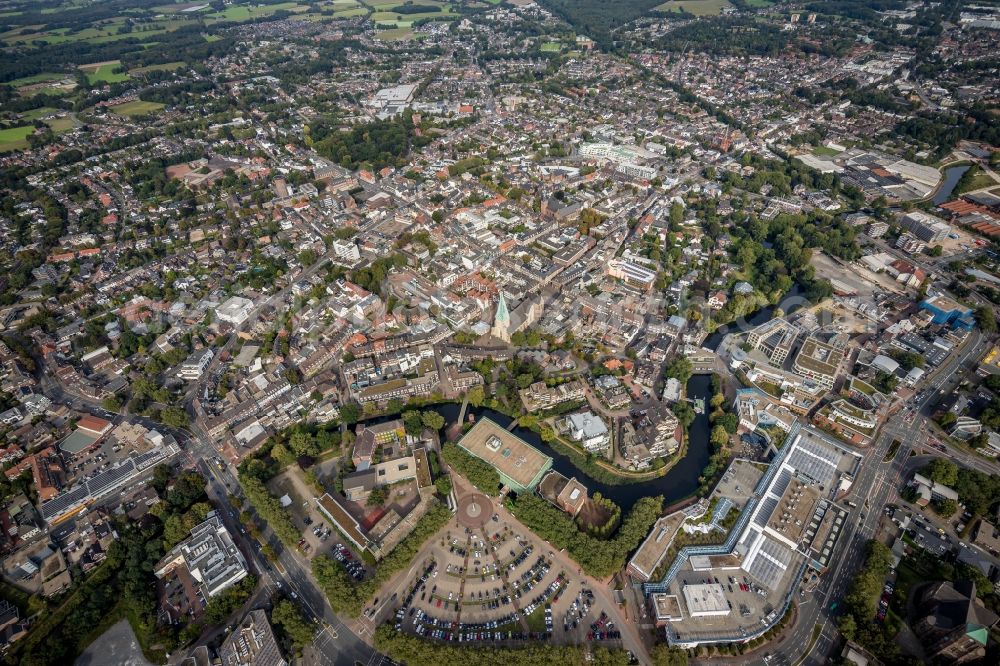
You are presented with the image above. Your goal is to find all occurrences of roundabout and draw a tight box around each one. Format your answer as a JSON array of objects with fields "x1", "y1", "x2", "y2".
[{"x1": 456, "y1": 491, "x2": 493, "y2": 529}]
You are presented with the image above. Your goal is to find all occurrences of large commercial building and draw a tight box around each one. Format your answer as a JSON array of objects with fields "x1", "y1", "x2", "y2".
[
  {"x1": 747, "y1": 319, "x2": 799, "y2": 365},
  {"x1": 920, "y1": 294, "x2": 975, "y2": 330},
  {"x1": 899, "y1": 211, "x2": 951, "y2": 243},
  {"x1": 607, "y1": 260, "x2": 656, "y2": 291},
  {"x1": 641, "y1": 425, "x2": 861, "y2": 648},
  {"x1": 39, "y1": 438, "x2": 180, "y2": 524},
  {"x1": 791, "y1": 336, "x2": 846, "y2": 390},
  {"x1": 682, "y1": 583, "x2": 730, "y2": 617},
  {"x1": 216, "y1": 296, "x2": 255, "y2": 326},
  {"x1": 454, "y1": 418, "x2": 552, "y2": 493},
  {"x1": 154, "y1": 516, "x2": 249, "y2": 600},
  {"x1": 219, "y1": 609, "x2": 287, "y2": 666}
]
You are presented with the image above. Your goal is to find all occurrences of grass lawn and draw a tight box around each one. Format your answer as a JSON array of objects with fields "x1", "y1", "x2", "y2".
[
  {"x1": 375, "y1": 27, "x2": 424, "y2": 40},
  {"x1": 743, "y1": 0, "x2": 773, "y2": 6},
  {"x1": 9, "y1": 72, "x2": 67, "y2": 87},
  {"x1": 655, "y1": 0, "x2": 733, "y2": 15},
  {"x1": 959, "y1": 170, "x2": 998, "y2": 194},
  {"x1": 524, "y1": 605, "x2": 548, "y2": 632},
  {"x1": 46, "y1": 116, "x2": 76, "y2": 133},
  {"x1": 80, "y1": 61, "x2": 129, "y2": 84},
  {"x1": 129, "y1": 61, "x2": 186, "y2": 75},
  {"x1": 0, "y1": 125, "x2": 34, "y2": 153},
  {"x1": 812, "y1": 145, "x2": 842, "y2": 157},
  {"x1": 540, "y1": 41, "x2": 561, "y2": 52},
  {"x1": 110, "y1": 100, "x2": 165, "y2": 116},
  {"x1": 18, "y1": 107, "x2": 57, "y2": 121}
]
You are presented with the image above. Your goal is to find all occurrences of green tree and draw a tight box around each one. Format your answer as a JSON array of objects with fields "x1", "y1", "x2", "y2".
[
  {"x1": 923, "y1": 458, "x2": 958, "y2": 487},
  {"x1": 976, "y1": 305, "x2": 997, "y2": 333},
  {"x1": 160, "y1": 405, "x2": 189, "y2": 428},
  {"x1": 710, "y1": 425, "x2": 730, "y2": 448},
  {"x1": 932, "y1": 498, "x2": 958, "y2": 517},
  {"x1": 272, "y1": 599, "x2": 316, "y2": 651},
  {"x1": 421, "y1": 410, "x2": 445, "y2": 431},
  {"x1": 339, "y1": 402, "x2": 362, "y2": 424},
  {"x1": 366, "y1": 486, "x2": 388, "y2": 507},
  {"x1": 402, "y1": 410, "x2": 424, "y2": 436},
  {"x1": 467, "y1": 385, "x2": 485, "y2": 408},
  {"x1": 434, "y1": 475, "x2": 452, "y2": 496}
]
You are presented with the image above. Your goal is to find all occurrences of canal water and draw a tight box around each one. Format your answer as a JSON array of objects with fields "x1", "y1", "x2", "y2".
[
  {"x1": 932, "y1": 165, "x2": 970, "y2": 205},
  {"x1": 359, "y1": 283, "x2": 810, "y2": 512},
  {"x1": 702, "y1": 283, "x2": 805, "y2": 351},
  {"x1": 429, "y1": 375, "x2": 713, "y2": 514}
]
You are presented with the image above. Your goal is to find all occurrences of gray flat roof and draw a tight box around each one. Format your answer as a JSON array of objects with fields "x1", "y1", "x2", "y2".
[{"x1": 59, "y1": 430, "x2": 99, "y2": 454}]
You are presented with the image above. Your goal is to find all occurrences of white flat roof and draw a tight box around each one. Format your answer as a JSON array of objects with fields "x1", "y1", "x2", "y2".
[{"x1": 682, "y1": 583, "x2": 730, "y2": 616}]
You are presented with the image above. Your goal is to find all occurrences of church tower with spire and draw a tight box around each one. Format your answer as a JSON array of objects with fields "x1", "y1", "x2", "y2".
[{"x1": 492, "y1": 292, "x2": 511, "y2": 343}]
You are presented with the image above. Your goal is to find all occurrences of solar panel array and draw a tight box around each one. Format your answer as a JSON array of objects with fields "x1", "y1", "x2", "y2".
[
  {"x1": 754, "y1": 495, "x2": 778, "y2": 529},
  {"x1": 39, "y1": 486, "x2": 87, "y2": 520},
  {"x1": 771, "y1": 468, "x2": 792, "y2": 498},
  {"x1": 88, "y1": 458, "x2": 138, "y2": 500},
  {"x1": 40, "y1": 444, "x2": 179, "y2": 522},
  {"x1": 786, "y1": 436, "x2": 840, "y2": 487},
  {"x1": 747, "y1": 535, "x2": 791, "y2": 590}
]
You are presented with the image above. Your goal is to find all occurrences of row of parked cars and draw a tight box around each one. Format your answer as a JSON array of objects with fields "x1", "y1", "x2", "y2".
[
  {"x1": 876, "y1": 581, "x2": 894, "y2": 623},
  {"x1": 333, "y1": 543, "x2": 364, "y2": 580},
  {"x1": 521, "y1": 573, "x2": 565, "y2": 617}
]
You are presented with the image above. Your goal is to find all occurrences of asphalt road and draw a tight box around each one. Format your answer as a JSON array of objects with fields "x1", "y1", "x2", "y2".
[
  {"x1": 37, "y1": 362, "x2": 381, "y2": 666},
  {"x1": 727, "y1": 328, "x2": 989, "y2": 666}
]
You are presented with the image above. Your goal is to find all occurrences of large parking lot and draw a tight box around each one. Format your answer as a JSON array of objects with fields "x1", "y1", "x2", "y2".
[{"x1": 383, "y1": 509, "x2": 623, "y2": 647}]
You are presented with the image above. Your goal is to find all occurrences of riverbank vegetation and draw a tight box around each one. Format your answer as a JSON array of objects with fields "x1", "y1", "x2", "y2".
[{"x1": 507, "y1": 493, "x2": 663, "y2": 578}]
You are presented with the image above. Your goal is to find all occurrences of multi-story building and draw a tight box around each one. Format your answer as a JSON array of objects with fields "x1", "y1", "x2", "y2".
[
  {"x1": 562, "y1": 411, "x2": 610, "y2": 453},
  {"x1": 219, "y1": 609, "x2": 287, "y2": 666},
  {"x1": 791, "y1": 336, "x2": 845, "y2": 390},
  {"x1": 747, "y1": 319, "x2": 799, "y2": 365},
  {"x1": 178, "y1": 348, "x2": 214, "y2": 380},
  {"x1": 519, "y1": 379, "x2": 586, "y2": 412},
  {"x1": 914, "y1": 580, "x2": 998, "y2": 664},
  {"x1": 154, "y1": 516, "x2": 249, "y2": 600},
  {"x1": 899, "y1": 211, "x2": 951, "y2": 243},
  {"x1": 607, "y1": 260, "x2": 656, "y2": 291}
]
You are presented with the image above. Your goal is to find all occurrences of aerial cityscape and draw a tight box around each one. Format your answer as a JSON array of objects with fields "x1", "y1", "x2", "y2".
[{"x1": 0, "y1": 0, "x2": 1000, "y2": 665}]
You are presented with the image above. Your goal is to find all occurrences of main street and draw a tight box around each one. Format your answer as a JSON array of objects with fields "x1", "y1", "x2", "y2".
[
  {"x1": 34, "y1": 358, "x2": 382, "y2": 666},
  {"x1": 740, "y1": 326, "x2": 988, "y2": 666}
]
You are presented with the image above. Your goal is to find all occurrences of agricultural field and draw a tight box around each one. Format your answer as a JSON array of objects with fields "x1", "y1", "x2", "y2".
[
  {"x1": 109, "y1": 100, "x2": 165, "y2": 117},
  {"x1": 128, "y1": 61, "x2": 186, "y2": 75},
  {"x1": 7, "y1": 72, "x2": 68, "y2": 87},
  {"x1": 375, "y1": 26, "x2": 428, "y2": 40},
  {"x1": 203, "y1": 2, "x2": 311, "y2": 23},
  {"x1": 0, "y1": 125, "x2": 35, "y2": 153},
  {"x1": 655, "y1": 0, "x2": 733, "y2": 16},
  {"x1": 79, "y1": 61, "x2": 129, "y2": 84},
  {"x1": 367, "y1": 0, "x2": 457, "y2": 28}
]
